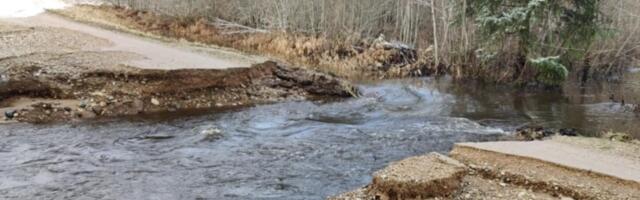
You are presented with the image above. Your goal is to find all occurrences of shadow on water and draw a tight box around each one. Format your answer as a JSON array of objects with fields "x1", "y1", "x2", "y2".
[{"x1": 0, "y1": 74, "x2": 638, "y2": 199}]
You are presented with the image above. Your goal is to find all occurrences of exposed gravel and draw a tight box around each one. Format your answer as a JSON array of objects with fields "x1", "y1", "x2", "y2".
[
  {"x1": 370, "y1": 153, "x2": 466, "y2": 199},
  {"x1": 0, "y1": 24, "x2": 111, "y2": 58},
  {"x1": 3, "y1": 13, "x2": 265, "y2": 69},
  {"x1": 551, "y1": 135, "x2": 640, "y2": 163},
  {"x1": 450, "y1": 145, "x2": 640, "y2": 200},
  {"x1": 0, "y1": 15, "x2": 356, "y2": 123}
]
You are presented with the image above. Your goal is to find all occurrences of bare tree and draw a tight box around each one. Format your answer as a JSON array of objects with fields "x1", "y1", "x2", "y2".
[{"x1": 98, "y1": 0, "x2": 640, "y2": 70}]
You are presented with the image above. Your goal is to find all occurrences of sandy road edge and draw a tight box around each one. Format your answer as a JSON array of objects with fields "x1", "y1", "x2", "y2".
[
  {"x1": 450, "y1": 144, "x2": 640, "y2": 185},
  {"x1": 45, "y1": 7, "x2": 270, "y2": 67}
]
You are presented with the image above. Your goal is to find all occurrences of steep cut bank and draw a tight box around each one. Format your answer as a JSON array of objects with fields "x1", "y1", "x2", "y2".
[
  {"x1": 0, "y1": 15, "x2": 357, "y2": 123},
  {"x1": 331, "y1": 136, "x2": 640, "y2": 200},
  {"x1": 1, "y1": 59, "x2": 357, "y2": 123}
]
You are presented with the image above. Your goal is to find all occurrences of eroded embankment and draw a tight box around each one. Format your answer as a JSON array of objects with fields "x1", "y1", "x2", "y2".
[
  {"x1": 331, "y1": 140, "x2": 640, "y2": 200},
  {"x1": 0, "y1": 11, "x2": 357, "y2": 123},
  {"x1": 0, "y1": 59, "x2": 357, "y2": 123},
  {"x1": 52, "y1": 5, "x2": 438, "y2": 79}
]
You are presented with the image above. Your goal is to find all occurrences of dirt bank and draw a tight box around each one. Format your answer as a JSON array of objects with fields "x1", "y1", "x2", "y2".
[
  {"x1": 330, "y1": 153, "x2": 561, "y2": 200},
  {"x1": 0, "y1": 58, "x2": 357, "y2": 123},
  {"x1": 331, "y1": 136, "x2": 640, "y2": 200},
  {"x1": 0, "y1": 18, "x2": 357, "y2": 123},
  {"x1": 52, "y1": 5, "x2": 437, "y2": 79}
]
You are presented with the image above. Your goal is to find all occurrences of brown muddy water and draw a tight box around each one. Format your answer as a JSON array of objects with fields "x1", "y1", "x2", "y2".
[{"x1": 0, "y1": 70, "x2": 639, "y2": 200}]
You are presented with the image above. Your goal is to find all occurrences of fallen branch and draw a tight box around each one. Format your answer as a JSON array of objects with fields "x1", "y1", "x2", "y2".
[{"x1": 211, "y1": 18, "x2": 268, "y2": 35}]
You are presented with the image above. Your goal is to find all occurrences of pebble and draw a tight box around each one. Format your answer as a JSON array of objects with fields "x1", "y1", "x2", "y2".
[
  {"x1": 4, "y1": 110, "x2": 17, "y2": 119},
  {"x1": 201, "y1": 128, "x2": 223, "y2": 140},
  {"x1": 201, "y1": 128, "x2": 222, "y2": 136},
  {"x1": 42, "y1": 104, "x2": 52, "y2": 109},
  {"x1": 91, "y1": 107, "x2": 103, "y2": 115},
  {"x1": 151, "y1": 98, "x2": 160, "y2": 106}
]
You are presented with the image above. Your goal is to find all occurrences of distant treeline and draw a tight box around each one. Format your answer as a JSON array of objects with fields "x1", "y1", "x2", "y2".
[{"x1": 101, "y1": 0, "x2": 640, "y2": 85}]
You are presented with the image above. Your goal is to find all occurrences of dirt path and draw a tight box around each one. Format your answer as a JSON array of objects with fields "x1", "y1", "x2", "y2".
[
  {"x1": 0, "y1": 11, "x2": 356, "y2": 123},
  {"x1": 333, "y1": 138, "x2": 640, "y2": 199},
  {"x1": 1, "y1": 12, "x2": 265, "y2": 69},
  {"x1": 455, "y1": 140, "x2": 640, "y2": 183}
]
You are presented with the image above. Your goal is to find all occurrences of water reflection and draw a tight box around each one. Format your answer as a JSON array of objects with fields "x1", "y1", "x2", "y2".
[{"x1": 428, "y1": 71, "x2": 640, "y2": 137}]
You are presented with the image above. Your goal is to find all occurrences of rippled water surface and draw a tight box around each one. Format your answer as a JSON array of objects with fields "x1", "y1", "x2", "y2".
[{"x1": 1, "y1": 77, "x2": 639, "y2": 199}]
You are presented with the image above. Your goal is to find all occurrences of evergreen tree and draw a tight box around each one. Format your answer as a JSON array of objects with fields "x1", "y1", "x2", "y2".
[{"x1": 465, "y1": 0, "x2": 604, "y2": 86}]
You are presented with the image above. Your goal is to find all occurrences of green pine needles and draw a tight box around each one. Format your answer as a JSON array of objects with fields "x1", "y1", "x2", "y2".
[
  {"x1": 529, "y1": 56, "x2": 569, "y2": 86},
  {"x1": 465, "y1": 0, "x2": 604, "y2": 86}
]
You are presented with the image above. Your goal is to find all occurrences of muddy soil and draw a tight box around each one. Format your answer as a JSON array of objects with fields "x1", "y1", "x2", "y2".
[
  {"x1": 0, "y1": 58, "x2": 357, "y2": 123},
  {"x1": 0, "y1": 20, "x2": 357, "y2": 123},
  {"x1": 330, "y1": 176, "x2": 559, "y2": 200},
  {"x1": 331, "y1": 140, "x2": 640, "y2": 200}
]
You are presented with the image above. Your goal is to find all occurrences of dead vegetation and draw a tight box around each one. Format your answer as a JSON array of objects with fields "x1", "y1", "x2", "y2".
[
  {"x1": 0, "y1": 10, "x2": 360, "y2": 124},
  {"x1": 54, "y1": 5, "x2": 439, "y2": 79},
  {"x1": 83, "y1": 0, "x2": 640, "y2": 85}
]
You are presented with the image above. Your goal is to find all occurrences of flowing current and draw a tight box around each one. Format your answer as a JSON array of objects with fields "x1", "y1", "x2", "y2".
[{"x1": 1, "y1": 78, "x2": 639, "y2": 199}]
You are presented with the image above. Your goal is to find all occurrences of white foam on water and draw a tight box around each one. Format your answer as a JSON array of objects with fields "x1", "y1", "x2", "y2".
[{"x1": 0, "y1": 0, "x2": 69, "y2": 18}]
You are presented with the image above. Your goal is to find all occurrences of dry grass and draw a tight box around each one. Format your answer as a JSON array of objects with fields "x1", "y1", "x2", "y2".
[
  {"x1": 54, "y1": 5, "x2": 436, "y2": 80},
  {"x1": 84, "y1": 0, "x2": 640, "y2": 85}
]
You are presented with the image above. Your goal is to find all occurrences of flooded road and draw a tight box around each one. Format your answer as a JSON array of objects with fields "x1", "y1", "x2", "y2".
[
  {"x1": 448, "y1": 68, "x2": 640, "y2": 137},
  {"x1": 1, "y1": 76, "x2": 639, "y2": 199}
]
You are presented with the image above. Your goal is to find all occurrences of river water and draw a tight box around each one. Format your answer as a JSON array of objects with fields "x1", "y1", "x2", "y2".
[{"x1": 1, "y1": 74, "x2": 639, "y2": 199}]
